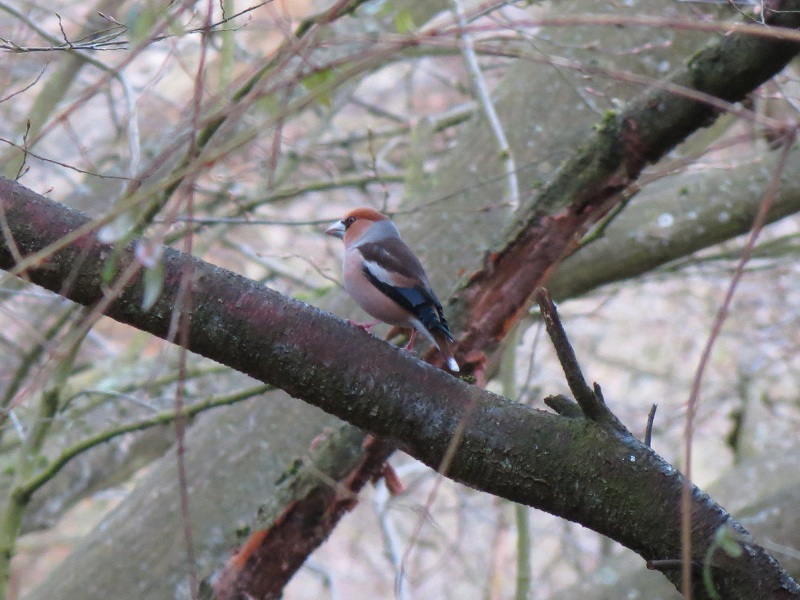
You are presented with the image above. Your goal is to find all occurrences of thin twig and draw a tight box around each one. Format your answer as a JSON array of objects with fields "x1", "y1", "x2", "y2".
[
  {"x1": 0, "y1": 311, "x2": 88, "y2": 598},
  {"x1": 535, "y1": 289, "x2": 598, "y2": 415},
  {"x1": 15, "y1": 385, "x2": 270, "y2": 500},
  {"x1": 680, "y1": 124, "x2": 798, "y2": 599},
  {"x1": 374, "y1": 464, "x2": 422, "y2": 600},
  {"x1": 498, "y1": 325, "x2": 533, "y2": 600},
  {"x1": 644, "y1": 403, "x2": 657, "y2": 448},
  {"x1": 169, "y1": 4, "x2": 215, "y2": 595},
  {"x1": 0, "y1": 306, "x2": 76, "y2": 444},
  {"x1": 294, "y1": 0, "x2": 372, "y2": 38},
  {"x1": 450, "y1": 0, "x2": 519, "y2": 209},
  {"x1": 514, "y1": 502, "x2": 531, "y2": 600},
  {"x1": 0, "y1": 136, "x2": 129, "y2": 180},
  {"x1": 0, "y1": 2, "x2": 267, "y2": 53},
  {"x1": 543, "y1": 394, "x2": 583, "y2": 418},
  {"x1": 536, "y1": 288, "x2": 628, "y2": 432},
  {"x1": 648, "y1": 558, "x2": 702, "y2": 571},
  {"x1": 398, "y1": 397, "x2": 479, "y2": 596}
]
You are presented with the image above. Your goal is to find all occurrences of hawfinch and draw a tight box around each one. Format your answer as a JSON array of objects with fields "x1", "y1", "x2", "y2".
[{"x1": 325, "y1": 208, "x2": 459, "y2": 372}]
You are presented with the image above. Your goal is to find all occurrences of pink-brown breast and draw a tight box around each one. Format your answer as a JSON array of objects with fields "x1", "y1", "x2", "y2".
[{"x1": 343, "y1": 247, "x2": 413, "y2": 327}]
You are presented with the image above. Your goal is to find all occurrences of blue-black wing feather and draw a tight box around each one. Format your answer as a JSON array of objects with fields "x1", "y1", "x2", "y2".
[{"x1": 362, "y1": 267, "x2": 453, "y2": 341}]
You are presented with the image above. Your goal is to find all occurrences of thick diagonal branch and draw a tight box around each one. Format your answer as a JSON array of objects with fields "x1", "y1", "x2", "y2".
[{"x1": 0, "y1": 177, "x2": 797, "y2": 599}]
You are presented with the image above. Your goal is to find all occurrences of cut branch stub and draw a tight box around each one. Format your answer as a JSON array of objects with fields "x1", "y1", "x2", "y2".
[{"x1": 535, "y1": 288, "x2": 627, "y2": 433}]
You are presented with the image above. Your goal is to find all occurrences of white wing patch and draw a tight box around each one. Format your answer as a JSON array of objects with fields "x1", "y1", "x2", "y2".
[{"x1": 362, "y1": 258, "x2": 399, "y2": 287}]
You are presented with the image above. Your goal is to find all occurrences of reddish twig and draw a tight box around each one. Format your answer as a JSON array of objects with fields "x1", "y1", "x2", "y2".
[{"x1": 680, "y1": 124, "x2": 798, "y2": 599}]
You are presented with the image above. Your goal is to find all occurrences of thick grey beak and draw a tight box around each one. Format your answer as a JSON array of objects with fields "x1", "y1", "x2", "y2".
[{"x1": 325, "y1": 220, "x2": 345, "y2": 238}]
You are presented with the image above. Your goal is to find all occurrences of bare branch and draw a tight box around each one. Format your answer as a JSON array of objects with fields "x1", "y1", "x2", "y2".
[
  {"x1": 645, "y1": 404, "x2": 658, "y2": 448},
  {"x1": 0, "y1": 177, "x2": 796, "y2": 600},
  {"x1": 450, "y1": 0, "x2": 519, "y2": 209},
  {"x1": 535, "y1": 288, "x2": 628, "y2": 431}
]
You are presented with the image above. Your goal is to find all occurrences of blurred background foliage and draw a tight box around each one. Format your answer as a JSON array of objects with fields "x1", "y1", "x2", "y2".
[{"x1": 0, "y1": 0, "x2": 799, "y2": 598}]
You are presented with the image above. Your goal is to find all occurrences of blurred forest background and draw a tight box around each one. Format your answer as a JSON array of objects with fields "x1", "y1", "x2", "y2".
[{"x1": 1, "y1": 0, "x2": 800, "y2": 599}]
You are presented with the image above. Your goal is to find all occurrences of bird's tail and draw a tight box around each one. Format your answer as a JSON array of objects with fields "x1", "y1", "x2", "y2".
[
  {"x1": 431, "y1": 329, "x2": 459, "y2": 372},
  {"x1": 415, "y1": 304, "x2": 459, "y2": 372}
]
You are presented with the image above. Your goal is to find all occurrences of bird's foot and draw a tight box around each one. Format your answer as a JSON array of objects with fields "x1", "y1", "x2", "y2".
[
  {"x1": 346, "y1": 319, "x2": 378, "y2": 332},
  {"x1": 402, "y1": 329, "x2": 417, "y2": 353}
]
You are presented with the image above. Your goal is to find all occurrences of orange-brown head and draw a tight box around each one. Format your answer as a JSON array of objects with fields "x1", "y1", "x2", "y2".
[{"x1": 325, "y1": 207, "x2": 393, "y2": 247}]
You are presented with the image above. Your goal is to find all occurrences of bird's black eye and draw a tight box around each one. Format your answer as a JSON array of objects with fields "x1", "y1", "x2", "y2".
[{"x1": 343, "y1": 216, "x2": 356, "y2": 228}]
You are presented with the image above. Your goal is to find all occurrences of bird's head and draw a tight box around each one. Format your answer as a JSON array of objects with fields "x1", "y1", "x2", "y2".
[{"x1": 325, "y1": 207, "x2": 391, "y2": 245}]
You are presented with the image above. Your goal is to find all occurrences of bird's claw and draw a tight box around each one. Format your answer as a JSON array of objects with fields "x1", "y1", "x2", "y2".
[
  {"x1": 402, "y1": 329, "x2": 417, "y2": 352},
  {"x1": 346, "y1": 319, "x2": 378, "y2": 332}
]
